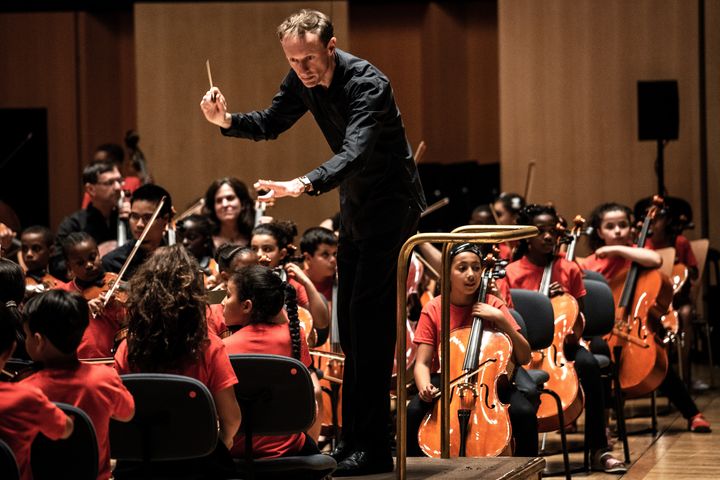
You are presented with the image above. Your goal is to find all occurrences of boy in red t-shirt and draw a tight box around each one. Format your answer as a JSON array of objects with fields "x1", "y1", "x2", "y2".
[
  {"x1": 500, "y1": 204, "x2": 625, "y2": 473},
  {"x1": 408, "y1": 243, "x2": 535, "y2": 457},
  {"x1": 222, "y1": 264, "x2": 320, "y2": 458},
  {"x1": 56, "y1": 232, "x2": 125, "y2": 358},
  {"x1": 20, "y1": 226, "x2": 63, "y2": 293},
  {"x1": 20, "y1": 290, "x2": 135, "y2": 480},
  {"x1": 0, "y1": 301, "x2": 73, "y2": 480}
]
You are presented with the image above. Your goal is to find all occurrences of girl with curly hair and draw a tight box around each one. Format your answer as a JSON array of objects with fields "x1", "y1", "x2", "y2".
[{"x1": 113, "y1": 245, "x2": 241, "y2": 477}]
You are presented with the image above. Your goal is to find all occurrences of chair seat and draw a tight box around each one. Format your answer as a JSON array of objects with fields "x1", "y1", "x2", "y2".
[
  {"x1": 526, "y1": 368, "x2": 550, "y2": 386},
  {"x1": 594, "y1": 354, "x2": 611, "y2": 369},
  {"x1": 235, "y1": 454, "x2": 337, "y2": 479}
]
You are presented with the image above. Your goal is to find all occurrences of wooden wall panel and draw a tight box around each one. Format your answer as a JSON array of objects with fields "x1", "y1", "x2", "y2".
[
  {"x1": 499, "y1": 0, "x2": 717, "y2": 248},
  {"x1": 0, "y1": 12, "x2": 80, "y2": 229},
  {"x1": 349, "y1": 1, "x2": 500, "y2": 166},
  {"x1": 134, "y1": 2, "x2": 346, "y2": 233},
  {"x1": 707, "y1": 0, "x2": 720, "y2": 248}
]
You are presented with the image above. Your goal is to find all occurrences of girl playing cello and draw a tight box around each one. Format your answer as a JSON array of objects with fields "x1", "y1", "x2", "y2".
[
  {"x1": 408, "y1": 243, "x2": 535, "y2": 457},
  {"x1": 582, "y1": 202, "x2": 710, "y2": 433},
  {"x1": 501, "y1": 204, "x2": 626, "y2": 472}
]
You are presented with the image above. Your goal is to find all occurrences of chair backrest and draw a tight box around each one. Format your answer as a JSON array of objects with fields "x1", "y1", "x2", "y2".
[
  {"x1": 0, "y1": 438, "x2": 19, "y2": 480},
  {"x1": 229, "y1": 354, "x2": 315, "y2": 436},
  {"x1": 509, "y1": 289, "x2": 554, "y2": 350},
  {"x1": 582, "y1": 279, "x2": 616, "y2": 338},
  {"x1": 109, "y1": 373, "x2": 218, "y2": 461},
  {"x1": 583, "y1": 269, "x2": 607, "y2": 284},
  {"x1": 655, "y1": 247, "x2": 676, "y2": 277},
  {"x1": 31, "y1": 403, "x2": 98, "y2": 480}
]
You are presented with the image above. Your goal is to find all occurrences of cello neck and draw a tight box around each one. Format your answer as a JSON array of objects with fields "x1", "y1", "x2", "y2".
[
  {"x1": 539, "y1": 258, "x2": 554, "y2": 297},
  {"x1": 618, "y1": 198, "x2": 660, "y2": 309},
  {"x1": 461, "y1": 271, "x2": 491, "y2": 373}
]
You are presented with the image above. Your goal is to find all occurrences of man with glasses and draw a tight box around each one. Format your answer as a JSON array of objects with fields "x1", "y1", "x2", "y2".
[
  {"x1": 102, "y1": 184, "x2": 173, "y2": 280},
  {"x1": 51, "y1": 161, "x2": 130, "y2": 279}
]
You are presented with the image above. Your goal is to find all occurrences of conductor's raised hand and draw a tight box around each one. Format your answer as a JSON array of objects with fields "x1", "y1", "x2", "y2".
[
  {"x1": 254, "y1": 178, "x2": 306, "y2": 201},
  {"x1": 200, "y1": 87, "x2": 232, "y2": 128}
]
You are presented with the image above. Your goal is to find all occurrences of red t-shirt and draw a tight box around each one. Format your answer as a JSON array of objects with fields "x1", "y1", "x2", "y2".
[
  {"x1": 580, "y1": 253, "x2": 631, "y2": 282},
  {"x1": 21, "y1": 362, "x2": 135, "y2": 480},
  {"x1": 501, "y1": 256, "x2": 586, "y2": 300},
  {"x1": 223, "y1": 322, "x2": 312, "y2": 459},
  {"x1": 289, "y1": 278, "x2": 310, "y2": 309},
  {"x1": 114, "y1": 334, "x2": 238, "y2": 395},
  {"x1": 497, "y1": 242, "x2": 513, "y2": 261},
  {"x1": 413, "y1": 295, "x2": 520, "y2": 373},
  {"x1": 0, "y1": 382, "x2": 68, "y2": 480},
  {"x1": 206, "y1": 303, "x2": 228, "y2": 337},
  {"x1": 57, "y1": 280, "x2": 125, "y2": 359},
  {"x1": 646, "y1": 235, "x2": 698, "y2": 268}
]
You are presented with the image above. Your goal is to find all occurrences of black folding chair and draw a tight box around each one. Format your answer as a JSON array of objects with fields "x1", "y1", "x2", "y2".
[
  {"x1": 583, "y1": 278, "x2": 630, "y2": 463},
  {"x1": 110, "y1": 373, "x2": 227, "y2": 480},
  {"x1": 0, "y1": 438, "x2": 19, "y2": 480},
  {"x1": 511, "y1": 288, "x2": 572, "y2": 479},
  {"x1": 229, "y1": 354, "x2": 337, "y2": 480},
  {"x1": 31, "y1": 402, "x2": 98, "y2": 480}
]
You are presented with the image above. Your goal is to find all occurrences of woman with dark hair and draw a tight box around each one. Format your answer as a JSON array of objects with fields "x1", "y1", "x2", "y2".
[
  {"x1": 113, "y1": 245, "x2": 241, "y2": 478},
  {"x1": 493, "y1": 192, "x2": 526, "y2": 226},
  {"x1": 203, "y1": 177, "x2": 255, "y2": 249},
  {"x1": 222, "y1": 264, "x2": 319, "y2": 458}
]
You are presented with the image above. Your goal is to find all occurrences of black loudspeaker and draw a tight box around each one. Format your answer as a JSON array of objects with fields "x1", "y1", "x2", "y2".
[
  {"x1": 637, "y1": 80, "x2": 679, "y2": 140},
  {"x1": 417, "y1": 161, "x2": 500, "y2": 233}
]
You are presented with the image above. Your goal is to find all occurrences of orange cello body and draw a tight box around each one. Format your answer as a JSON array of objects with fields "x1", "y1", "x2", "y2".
[
  {"x1": 418, "y1": 326, "x2": 513, "y2": 457},
  {"x1": 531, "y1": 293, "x2": 585, "y2": 431},
  {"x1": 607, "y1": 267, "x2": 671, "y2": 397}
]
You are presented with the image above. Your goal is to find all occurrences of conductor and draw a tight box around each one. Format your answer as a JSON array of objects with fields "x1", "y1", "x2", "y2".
[{"x1": 200, "y1": 9, "x2": 425, "y2": 476}]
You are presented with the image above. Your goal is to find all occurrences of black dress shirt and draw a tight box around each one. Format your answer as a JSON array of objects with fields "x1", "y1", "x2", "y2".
[{"x1": 221, "y1": 48, "x2": 425, "y2": 238}]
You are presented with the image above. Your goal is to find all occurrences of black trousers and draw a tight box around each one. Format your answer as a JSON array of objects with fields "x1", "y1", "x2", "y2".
[
  {"x1": 588, "y1": 336, "x2": 699, "y2": 420},
  {"x1": 565, "y1": 343, "x2": 607, "y2": 451},
  {"x1": 406, "y1": 373, "x2": 538, "y2": 457},
  {"x1": 336, "y1": 204, "x2": 420, "y2": 454}
]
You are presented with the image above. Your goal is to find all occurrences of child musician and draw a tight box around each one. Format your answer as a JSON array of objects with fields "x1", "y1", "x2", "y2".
[
  {"x1": 222, "y1": 264, "x2": 321, "y2": 458},
  {"x1": 408, "y1": 243, "x2": 535, "y2": 457},
  {"x1": 20, "y1": 226, "x2": 63, "y2": 295},
  {"x1": 0, "y1": 302, "x2": 73, "y2": 480},
  {"x1": 300, "y1": 226, "x2": 338, "y2": 304},
  {"x1": 177, "y1": 214, "x2": 220, "y2": 288},
  {"x1": 582, "y1": 202, "x2": 710, "y2": 433},
  {"x1": 20, "y1": 290, "x2": 135, "y2": 480},
  {"x1": 56, "y1": 232, "x2": 125, "y2": 358},
  {"x1": 0, "y1": 257, "x2": 30, "y2": 360},
  {"x1": 113, "y1": 245, "x2": 240, "y2": 478},
  {"x1": 500, "y1": 204, "x2": 625, "y2": 473},
  {"x1": 251, "y1": 221, "x2": 329, "y2": 345}
]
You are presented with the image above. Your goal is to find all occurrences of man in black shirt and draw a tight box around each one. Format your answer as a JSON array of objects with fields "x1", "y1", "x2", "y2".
[
  {"x1": 201, "y1": 9, "x2": 425, "y2": 476},
  {"x1": 51, "y1": 161, "x2": 129, "y2": 280}
]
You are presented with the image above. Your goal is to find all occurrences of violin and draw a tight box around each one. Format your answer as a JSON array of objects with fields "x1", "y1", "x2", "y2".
[
  {"x1": 531, "y1": 225, "x2": 584, "y2": 431},
  {"x1": 25, "y1": 271, "x2": 63, "y2": 298},
  {"x1": 606, "y1": 196, "x2": 671, "y2": 397},
  {"x1": 418, "y1": 253, "x2": 512, "y2": 457}
]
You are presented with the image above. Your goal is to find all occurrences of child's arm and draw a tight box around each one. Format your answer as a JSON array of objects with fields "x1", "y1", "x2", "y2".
[
  {"x1": 285, "y1": 263, "x2": 330, "y2": 331},
  {"x1": 595, "y1": 245, "x2": 662, "y2": 268},
  {"x1": 213, "y1": 386, "x2": 242, "y2": 449},
  {"x1": 472, "y1": 303, "x2": 531, "y2": 366},
  {"x1": 414, "y1": 344, "x2": 439, "y2": 402}
]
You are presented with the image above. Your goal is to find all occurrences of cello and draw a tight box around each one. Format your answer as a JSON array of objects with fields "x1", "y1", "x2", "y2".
[
  {"x1": 418, "y1": 253, "x2": 512, "y2": 457},
  {"x1": 530, "y1": 224, "x2": 584, "y2": 431},
  {"x1": 606, "y1": 196, "x2": 671, "y2": 397}
]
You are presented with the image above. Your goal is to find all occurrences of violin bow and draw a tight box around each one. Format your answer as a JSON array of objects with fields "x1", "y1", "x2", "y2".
[
  {"x1": 413, "y1": 140, "x2": 427, "y2": 164},
  {"x1": 103, "y1": 196, "x2": 167, "y2": 307},
  {"x1": 523, "y1": 160, "x2": 536, "y2": 201}
]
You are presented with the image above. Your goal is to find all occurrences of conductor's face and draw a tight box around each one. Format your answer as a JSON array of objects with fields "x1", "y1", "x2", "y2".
[{"x1": 281, "y1": 32, "x2": 336, "y2": 88}]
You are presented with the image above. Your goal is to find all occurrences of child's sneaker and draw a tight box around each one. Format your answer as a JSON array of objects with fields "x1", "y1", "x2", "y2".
[{"x1": 689, "y1": 413, "x2": 711, "y2": 433}]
